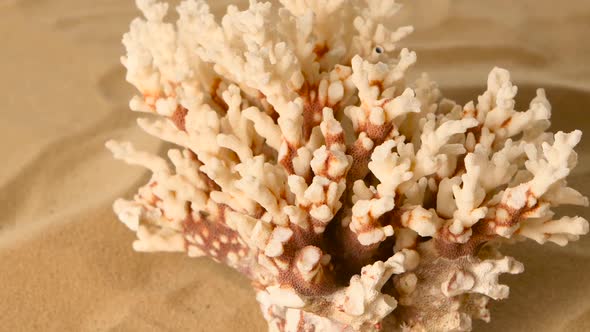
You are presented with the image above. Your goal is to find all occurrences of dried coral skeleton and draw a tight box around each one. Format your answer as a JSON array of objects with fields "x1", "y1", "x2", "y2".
[{"x1": 106, "y1": 0, "x2": 589, "y2": 331}]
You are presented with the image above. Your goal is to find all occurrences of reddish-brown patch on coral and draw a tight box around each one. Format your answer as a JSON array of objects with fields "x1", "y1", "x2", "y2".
[
  {"x1": 313, "y1": 43, "x2": 329, "y2": 60},
  {"x1": 141, "y1": 182, "x2": 163, "y2": 206},
  {"x1": 369, "y1": 79, "x2": 384, "y2": 91},
  {"x1": 435, "y1": 189, "x2": 541, "y2": 259},
  {"x1": 324, "y1": 132, "x2": 345, "y2": 149},
  {"x1": 453, "y1": 123, "x2": 484, "y2": 175},
  {"x1": 296, "y1": 311, "x2": 306, "y2": 331},
  {"x1": 315, "y1": 151, "x2": 346, "y2": 182},
  {"x1": 279, "y1": 142, "x2": 298, "y2": 175},
  {"x1": 346, "y1": 140, "x2": 373, "y2": 183},
  {"x1": 210, "y1": 78, "x2": 228, "y2": 112},
  {"x1": 298, "y1": 80, "x2": 334, "y2": 142},
  {"x1": 321, "y1": 208, "x2": 398, "y2": 284},
  {"x1": 171, "y1": 106, "x2": 189, "y2": 131},
  {"x1": 268, "y1": 306, "x2": 287, "y2": 331},
  {"x1": 278, "y1": 258, "x2": 336, "y2": 297},
  {"x1": 434, "y1": 223, "x2": 495, "y2": 259},
  {"x1": 141, "y1": 82, "x2": 181, "y2": 111},
  {"x1": 466, "y1": 124, "x2": 484, "y2": 145},
  {"x1": 182, "y1": 205, "x2": 249, "y2": 266},
  {"x1": 493, "y1": 205, "x2": 522, "y2": 228},
  {"x1": 257, "y1": 90, "x2": 279, "y2": 122},
  {"x1": 141, "y1": 90, "x2": 162, "y2": 109},
  {"x1": 461, "y1": 105, "x2": 479, "y2": 119},
  {"x1": 275, "y1": 224, "x2": 337, "y2": 297},
  {"x1": 491, "y1": 189, "x2": 538, "y2": 228},
  {"x1": 303, "y1": 98, "x2": 325, "y2": 141},
  {"x1": 345, "y1": 120, "x2": 395, "y2": 184},
  {"x1": 362, "y1": 121, "x2": 394, "y2": 143}
]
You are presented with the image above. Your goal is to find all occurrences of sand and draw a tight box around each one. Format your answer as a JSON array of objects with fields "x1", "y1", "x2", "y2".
[{"x1": 1, "y1": 0, "x2": 589, "y2": 331}]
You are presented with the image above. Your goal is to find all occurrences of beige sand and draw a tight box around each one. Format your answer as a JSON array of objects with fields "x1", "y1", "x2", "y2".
[{"x1": 1, "y1": 0, "x2": 589, "y2": 331}]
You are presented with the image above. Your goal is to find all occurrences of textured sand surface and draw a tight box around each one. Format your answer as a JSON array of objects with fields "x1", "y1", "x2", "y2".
[{"x1": 1, "y1": 1, "x2": 589, "y2": 331}]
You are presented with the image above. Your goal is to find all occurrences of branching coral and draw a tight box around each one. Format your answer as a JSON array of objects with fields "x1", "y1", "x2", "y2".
[{"x1": 107, "y1": 0, "x2": 589, "y2": 331}]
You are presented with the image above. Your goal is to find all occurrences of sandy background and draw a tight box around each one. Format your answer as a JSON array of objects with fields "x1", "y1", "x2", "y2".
[{"x1": 1, "y1": 0, "x2": 589, "y2": 331}]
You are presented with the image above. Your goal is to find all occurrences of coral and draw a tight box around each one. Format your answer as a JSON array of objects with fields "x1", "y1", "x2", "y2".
[{"x1": 107, "y1": 0, "x2": 589, "y2": 331}]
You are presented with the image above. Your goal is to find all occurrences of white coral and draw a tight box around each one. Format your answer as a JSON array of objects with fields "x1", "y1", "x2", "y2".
[{"x1": 108, "y1": 1, "x2": 588, "y2": 331}]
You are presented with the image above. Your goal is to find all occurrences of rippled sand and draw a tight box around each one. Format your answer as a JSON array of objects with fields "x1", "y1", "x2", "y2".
[{"x1": 1, "y1": 1, "x2": 589, "y2": 331}]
